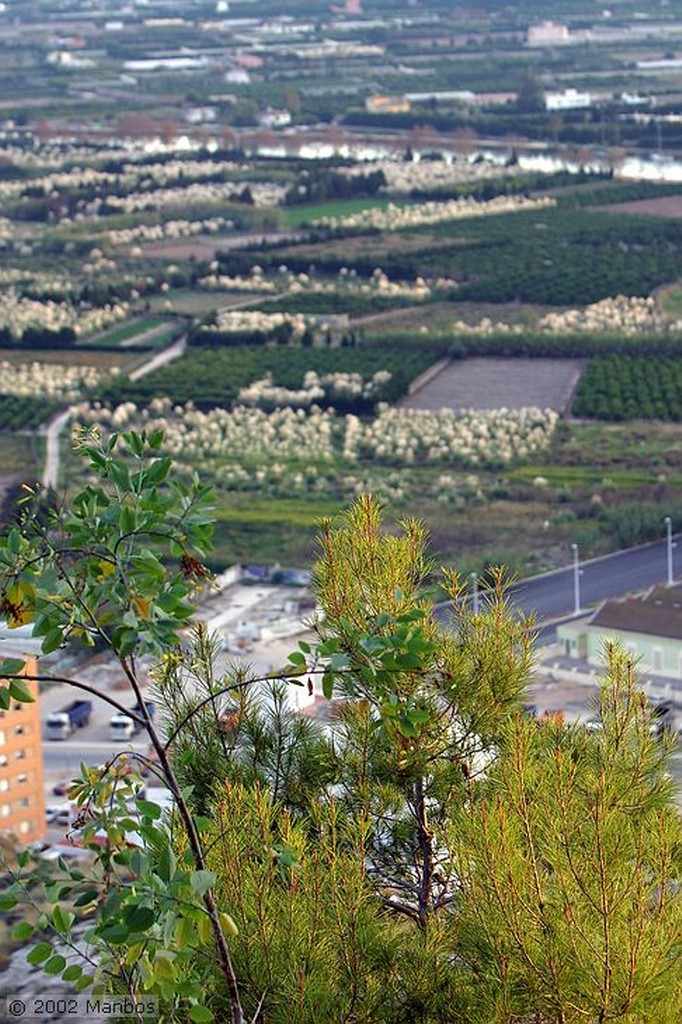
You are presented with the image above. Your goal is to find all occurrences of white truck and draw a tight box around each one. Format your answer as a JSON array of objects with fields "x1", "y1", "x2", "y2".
[{"x1": 109, "y1": 700, "x2": 155, "y2": 742}]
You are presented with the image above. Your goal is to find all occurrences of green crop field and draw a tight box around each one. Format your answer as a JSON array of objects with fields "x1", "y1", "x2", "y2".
[
  {"x1": 572, "y1": 356, "x2": 682, "y2": 421},
  {"x1": 102, "y1": 344, "x2": 439, "y2": 411}
]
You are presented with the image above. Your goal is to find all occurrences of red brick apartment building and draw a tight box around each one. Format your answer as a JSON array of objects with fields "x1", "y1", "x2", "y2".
[{"x1": 0, "y1": 654, "x2": 45, "y2": 844}]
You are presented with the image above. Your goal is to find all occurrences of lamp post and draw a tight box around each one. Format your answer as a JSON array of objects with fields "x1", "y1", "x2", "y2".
[
  {"x1": 664, "y1": 516, "x2": 674, "y2": 587},
  {"x1": 571, "y1": 543, "x2": 581, "y2": 616},
  {"x1": 470, "y1": 572, "x2": 479, "y2": 614}
]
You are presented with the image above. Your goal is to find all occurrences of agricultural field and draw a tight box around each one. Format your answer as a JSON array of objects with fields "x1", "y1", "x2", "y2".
[
  {"x1": 101, "y1": 345, "x2": 439, "y2": 412},
  {"x1": 0, "y1": 395, "x2": 61, "y2": 432},
  {"x1": 401, "y1": 358, "x2": 584, "y2": 414},
  {"x1": 572, "y1": 357, "x2": 682, "y2": 420},
  {"x1": 2, "y1": 125, "x2": 682, "y2": 574}
]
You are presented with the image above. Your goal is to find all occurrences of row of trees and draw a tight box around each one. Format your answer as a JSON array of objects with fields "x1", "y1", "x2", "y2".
[
  {"x1": 573, "y1": 356, "x2": 682, "y2": 421},
  {"x1": 0, "y1": 431, "x2": 679, "y2": 1023}
]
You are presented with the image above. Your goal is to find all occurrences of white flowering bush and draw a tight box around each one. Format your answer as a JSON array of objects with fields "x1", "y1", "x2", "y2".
[
  {"x1": 198, "y1": 266, "x2": 443, "y2": 300},
  {"x1": 347, "y1": 407, "x2": 559, "y2": 467},
  {"x1": 70, "y1": 400, "x2": 558, "y2": 488},
  {"x1": 451, "y1": 294, "x2": 682, "y2": 337},
  {"x1": 340, "y1": 156, "x2": 516, "y2": 193},
  {"x1": 238, "y1": 370, "x2": 393, "y2": 410},
  {"x1": 0, "y1": 289, "x2": 129, "y2": 338},
  {"x1": 313, "y1": 194, "x2": 555, "y2": 232},
  {"x1": 106, "y1": 216, "x2": 233, "y2": 248},
  {"x1": 537, "y1": 294, "x2": 682, "y2": 335},
  {"x1": 0, "y1": 361, "x2": 112, "y2": 400},
  {"x1": 209, "y1": 310, "x2": 314, "y2": 337}
]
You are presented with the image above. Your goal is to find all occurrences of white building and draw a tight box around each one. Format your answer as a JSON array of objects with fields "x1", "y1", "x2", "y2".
[
  {"x1": 257, "y1": 108, "x2": 292, "y2": 129},
  {"x1": 528, "y1": 21, "x2": 571, "y2": 46},
  {"x1": 545, "y1": 88, "x2": 591, "y2": 111}
]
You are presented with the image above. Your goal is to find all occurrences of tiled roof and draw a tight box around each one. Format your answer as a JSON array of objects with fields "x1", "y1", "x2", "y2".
[{"x1": 590, "y1": 584, "x2": 682, "y2": 641}]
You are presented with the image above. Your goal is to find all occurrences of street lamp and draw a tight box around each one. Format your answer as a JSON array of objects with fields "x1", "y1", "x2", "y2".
[
  {"x1": 571, "y1": 543, "x2": 581, "y2": 615},
  {"x1": 470, "y1": 572, "x2": 479, "y2": 614},
  {"x1": 664, "y1": 516, "x2": 674, "y2": 587}
]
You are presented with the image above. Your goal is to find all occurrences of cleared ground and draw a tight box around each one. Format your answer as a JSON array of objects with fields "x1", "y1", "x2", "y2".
[
  {"x1": 599, "y1": 195, "x2": 682, "y2": 218},
  {"x1": 400, "y1": 357, "x2": 585, "y2": 413}
]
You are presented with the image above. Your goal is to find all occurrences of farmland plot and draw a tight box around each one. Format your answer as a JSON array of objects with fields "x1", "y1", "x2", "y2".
[{"x1": 401, "y1": 357, "x2": 585, "y2": 413}]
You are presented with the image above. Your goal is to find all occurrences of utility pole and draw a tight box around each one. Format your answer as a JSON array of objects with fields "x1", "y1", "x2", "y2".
[
  {"x1": 571, "y1": 543, "x2": 581, "y2": 615},
  {"x1": 664, "y1": 516, "x2": 674, "y2": 587}
]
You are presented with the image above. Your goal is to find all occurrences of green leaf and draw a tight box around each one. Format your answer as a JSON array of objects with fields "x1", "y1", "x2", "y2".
[
  {"x1": 73, "y1": 889, "x2": 99, "y2": 908},
  {"x1": 9, "y1": 678, "x2": 34, "y2": 703},
  {"x1": 190, "y1": 870, "x2": 217, "y2": 896},
  {"x1": 136, "y1": 799, "x2": 162, "y2": 820},
  {"x1": 409, "y1": 709, "x2": 431, "y2": 725},
  {"x1": 44, "y1": 954, "x2": 67, "y2": 976},
  {"x1": 189, "y1": 1007, "x2": 214, "y2": 1023},
  {"x1": 397, "y1": 716, "x2": 419, "y2": 738},
  {"x1": 52, "y1": 905, "x2": 75, "y2": 935},
  {"x1": 42, "y1": 627, "x2": 64, "y2": 655},
  {"x1": 27, "y1": 942, "x2": 52, "y2": 965},
  {"x1": 0, "y1": 892, "x2": 17, "y2": 911},
  {"x1": 113, "y1": 626, "x2": 138, "y2": 658},
  {"x1": 98, "y1": 924, "x2": 130, "y2": 945},
  {"x1": 0, "y1": 687, "x2": 10, "y2": 710},
  {"x1": 287, "y1": 651, "x2": 306, "y2": 667},
  {"x1": 122, "y1": 905, "x2": 155, "y2": 932},
  {"x1": 0, "y1": 658, "x2": 26, "y2": 676},
  {"x1": 62, "y1": 965, "x2": 83, "y2": 983},
  {"x1": 11, "y1": 921, "x2": 34, "y2": 941},
  {"x1": 153, "y1": 956, "x2": 176, "y2": 983},
  {"x1": 322, "y1": 671, "x2": 334, "y2": 700}
]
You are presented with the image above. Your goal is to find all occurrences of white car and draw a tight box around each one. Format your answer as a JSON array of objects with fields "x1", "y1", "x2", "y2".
[{"x1": 45, "y1": 803, "x2": 73, "y2": 827}]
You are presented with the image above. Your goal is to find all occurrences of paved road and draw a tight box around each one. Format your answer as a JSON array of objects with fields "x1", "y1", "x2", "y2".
[
  {"x1": 438, "y1": 534, "x2": 680, "y2": 626},
  {"x1": 129, "y1": 332, "x2": 187, "y2": 381},
  {"x1": 40, "y1": 408, "x2": 71, "y2": 490}
]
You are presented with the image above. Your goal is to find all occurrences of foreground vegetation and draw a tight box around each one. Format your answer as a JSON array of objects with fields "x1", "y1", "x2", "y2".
[{"x1": 0, "y1": 434, "x2": 679, "y2": 1024}]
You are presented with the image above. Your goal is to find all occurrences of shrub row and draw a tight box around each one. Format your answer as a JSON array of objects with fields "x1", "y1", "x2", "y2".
[{"x1": 572, "y1": 356, "x2": 682, "y2": 421}]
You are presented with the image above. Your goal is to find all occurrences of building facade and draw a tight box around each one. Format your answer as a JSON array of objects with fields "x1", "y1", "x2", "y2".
[
  {"x1": 558, "y1": 585, "x2": 682, "y2": 680},
  {"x1": 0, "y1": 655, "x2": 45, "y2": 844}
]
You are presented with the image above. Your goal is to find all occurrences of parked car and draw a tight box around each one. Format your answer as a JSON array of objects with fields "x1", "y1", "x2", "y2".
[{"x1": 45, "y1": 803, "x2": 73, "y2": 827}]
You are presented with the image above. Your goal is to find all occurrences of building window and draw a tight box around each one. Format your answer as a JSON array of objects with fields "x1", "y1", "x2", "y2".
[
  {"x1": 17, "y1": 796, "x2": 30, "y2": 809},
  {"x1": 0, "y1": 730, "x2": 5, "y2": 746},
  {"x1": 0, "y1": 755, "x2": 7, "y2": 767},
  {"x1": 17, "y1": 821, "x2": 31, "y2": 835},
  {"x1": 13, "y1": 725, "x2": 24, "y2": 737},
  {"x1": 0, "y1": 779, "x2": 9, "y2": 792},
  {"x1": 14, "y1": 749, "x2": 25, "y2": 761},
  {"x1": 13, "y1": 703, "x2": 22, "y2": 712},
  {"x1": 0, "y1": 803, "x2": 10, "y2": 817},
  {"x1": 15, "y1": 773, "x2": 28, "y2": 785},
  {"x1": 652, "y1": 647, "x2": 663, "y2": 673}
]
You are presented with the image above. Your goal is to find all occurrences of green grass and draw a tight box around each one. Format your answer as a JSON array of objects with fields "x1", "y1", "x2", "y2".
[
  {"x1": 279, "y1": 196, "x2": 393, "y2": 228},
  {"x1": 87, "y1": 317, "x2": 171, "y2": 347},
  {"x1": 507, "y1": 465, "x2": 682, "y2": 489},
  {"x1": 209, "y1": 496, "x2": 340, "y2": 567}
]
